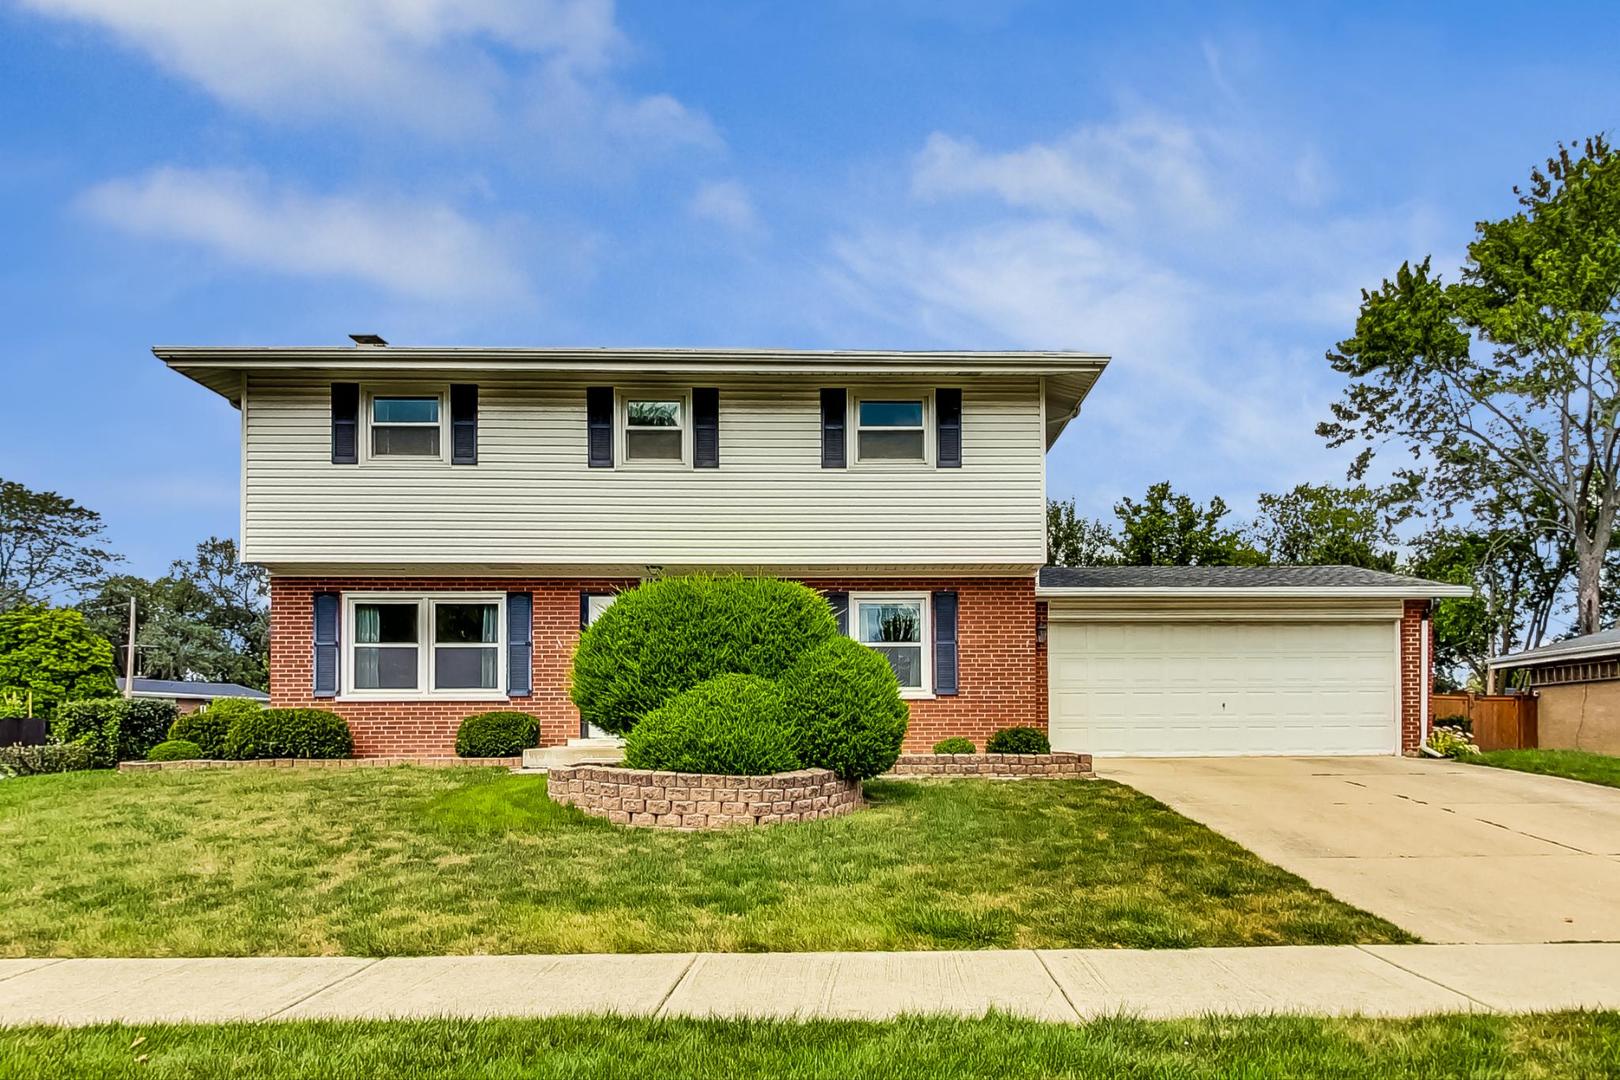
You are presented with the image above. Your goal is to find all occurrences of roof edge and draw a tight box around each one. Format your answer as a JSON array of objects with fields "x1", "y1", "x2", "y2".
[{"x1": 1039, "y1": 585, "x2": 1473, "y2": 600}]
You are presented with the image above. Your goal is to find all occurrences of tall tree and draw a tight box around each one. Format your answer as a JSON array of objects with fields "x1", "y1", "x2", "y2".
[
  {"x1": 1319, "y1": 136, "x2": 1620, "y2": 634},
  {"x1": 1113, "y1": 482, "x2": 1266, "y2": 566},
  {"x1": 1248, "y1": 483, "x2": 1398, "y2": 570},
  {"x1": 1046, "y1": 498, "x2": 1120, "y2": 566},
  {"x1": 0, "y1": 478, "x2": 121, "y2": 610}
]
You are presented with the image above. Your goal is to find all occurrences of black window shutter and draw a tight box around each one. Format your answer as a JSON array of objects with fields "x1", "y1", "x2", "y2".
[
  {"x1": 331, "y1": 383, "x2": 359, "y2": 464},
  {"x1": 932, "y1": 590, "x2": 959, "y2": 696},
  {"x1": 313, "y1": 592, "x2": 340, "y2": 697},
  {"x1": 450, "y1": 384, "x2": 478, "y2": 465},
  {"x1": 820, "y1": 388, "x2": 847, "y2": 468},
  {"x1": 587, "y1": 387, "x2": 613, "y2": 468},
  {"x1": 936, "y1": 388, "x2": 962, "y2": 468},
  {"x1": 693, "y1": 387, "x2": 720, "y2": 468},
  {"x1": 826, "y1": 590, "x2": 849, "y2": 635},
  {"x1": 506, "y1": 592, "x2": 532, "y2": 697},
  {"x1": 579, "y1": 590, "x2": 592, "y2": 630}
]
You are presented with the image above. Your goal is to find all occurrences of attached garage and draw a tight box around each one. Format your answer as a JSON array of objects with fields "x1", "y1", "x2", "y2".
[{"x1": 1039, "y1": 566, "x2": 1472, "y2": 757}]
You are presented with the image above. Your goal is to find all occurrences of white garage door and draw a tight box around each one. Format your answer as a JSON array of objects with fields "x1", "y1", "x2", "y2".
[{"x1": 1048, "y1": 620, "x2": 1399, "y2": 756}]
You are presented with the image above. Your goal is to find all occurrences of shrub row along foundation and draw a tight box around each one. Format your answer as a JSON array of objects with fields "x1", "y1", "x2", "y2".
[
  {"x1": 118, "y1": 756, "x2": 519, "y2": 772},
  {"x1": 547, "y1": 763, "x2": 861, "y2": 828},
  {"x1": 887, "y1": 752, "x2": 1093, "y2": 778}
]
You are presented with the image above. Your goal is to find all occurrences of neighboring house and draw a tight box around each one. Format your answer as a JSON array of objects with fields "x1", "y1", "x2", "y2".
[
  {"x1": 158, "y1": 340, "x2": 1466, "y2": 758},
  {"x1": 115, "y1": 678, "x2": 270, "y2": 715},
  {"x1": 1488, "y1": 631, "x2": 1620, "y2": 756}
]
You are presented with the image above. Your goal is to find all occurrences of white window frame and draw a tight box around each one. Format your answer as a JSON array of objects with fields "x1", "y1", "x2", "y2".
[
  {"x1": 362, "y1": 386, "x2": 449, "y2": 465},
  {"x1": 851, "y1": 391, "x2": 932, "y2": 467},
  {"x1": 340, "y1": 592, "x2": 507, "y2": 700},
  {"x1": 617, "y1": 389, "x2": 691, "y2": 469},
  {"x1": 849, "y1": 590, "x2": 933, "y2": 699}
]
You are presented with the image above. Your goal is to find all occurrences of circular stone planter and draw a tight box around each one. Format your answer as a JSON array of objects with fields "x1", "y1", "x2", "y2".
[{"x1": 546, "y1": 763, "x2": 862, "y2": 829}]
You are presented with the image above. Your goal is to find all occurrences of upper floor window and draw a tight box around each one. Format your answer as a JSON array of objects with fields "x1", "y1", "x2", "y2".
[
  {"x1": 371, "y1": 395, "x2": 442, "y2": 457},
  {"x1": 622, "y1": 396, "x2": 687, "y2": 464},
  {"x1": 856, "y1": 399, "x2": 926, "y2": 462}
]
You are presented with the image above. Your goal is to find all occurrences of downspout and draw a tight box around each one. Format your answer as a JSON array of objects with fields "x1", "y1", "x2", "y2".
[{"x1": 1419, "y1": 604, "x2": 1432, "y2": 751}]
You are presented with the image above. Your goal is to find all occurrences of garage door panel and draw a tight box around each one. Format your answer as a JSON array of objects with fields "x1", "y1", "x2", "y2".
[{"x1": 1048, "y1": 620, "x2": 1397, "y2": 757}]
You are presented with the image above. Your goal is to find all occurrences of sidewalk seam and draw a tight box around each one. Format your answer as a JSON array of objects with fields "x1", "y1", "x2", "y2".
[
  {"x1": 1353, "y1": 946, "x2": 1497, "y2": 1012},
  {"x1": 0, "y1": 959, "x2": 66, "y2": 985},
  {"x1": 651, "y1": 954, "x2": 699, "y2": 1019},
  {"x1": 263, "y1": 959, "x2": 380, "y2": 1020},
  {"x1": 1031, "y1": 951, "x2": 1084, "y2": 1023}
]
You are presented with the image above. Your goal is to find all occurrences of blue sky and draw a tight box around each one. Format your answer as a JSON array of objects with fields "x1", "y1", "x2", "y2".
[{"x1": 2, "y1": 1, "x2": 1618, "y2": 578}]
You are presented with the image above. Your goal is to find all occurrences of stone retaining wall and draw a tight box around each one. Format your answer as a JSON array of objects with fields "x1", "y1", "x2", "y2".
[
  {"x1": 547, "y1": 764, "x2": 861, "y2": 829},
  {"x1": 886, "y1": 751, "x2": 1092, "y2": 778},
  {"x1": 117, "y1": 755, "x2": 519, "y2": 772}
]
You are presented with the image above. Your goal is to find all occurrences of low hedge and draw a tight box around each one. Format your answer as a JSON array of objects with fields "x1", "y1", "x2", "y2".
[
  {"x1": 624, "y1": 674, "x2": 801, "y2": 776},
  {"x1": 221, "y1": 708, "x2": 353, "y2": 760},
  {"x1": 932, "y1": 737, "x2": 975, "y2": 754},
  {"x1": 986, "y1": 726, "x2": 1050, "y2": 754},
  {"x1": 146, "y1": 739, "x2": 203, "y2": 762},
  {"x1": 0, "y1": 742, "x2": 94, "y2": 776},
  {"x1": 455, "y1": 711, "x2": 539, "y2": 757},
  {"x1": 52, "y1": 698, "x2": 178, "y2": 767},
  {"x1": 780, "y1": 636, "x2": 909, "y2": 781},
  {"x1": 172, "y1": 698, "x2": 261, "y2": 758}
]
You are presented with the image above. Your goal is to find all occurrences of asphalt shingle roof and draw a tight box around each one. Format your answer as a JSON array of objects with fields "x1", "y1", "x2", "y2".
[
  {"x1": 116, "y1": 678, "x2": 269, "y2": 700},
  {"x1": 1490, "y1": 628, "x2": 1620, "y2": 667},
  {"x1": 1038, "y1": 565, "x2": 1457, "y2": 590}
]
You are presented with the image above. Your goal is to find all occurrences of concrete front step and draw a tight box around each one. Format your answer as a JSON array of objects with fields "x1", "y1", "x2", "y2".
[{"x1": 520, "y1": 738, "x2": 624, "y2": 772}]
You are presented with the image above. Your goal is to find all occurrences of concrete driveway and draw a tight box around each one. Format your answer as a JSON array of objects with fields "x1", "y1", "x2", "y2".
[{"x1": 1100, "y1": 755, "x2": 1620, "y2": 944}]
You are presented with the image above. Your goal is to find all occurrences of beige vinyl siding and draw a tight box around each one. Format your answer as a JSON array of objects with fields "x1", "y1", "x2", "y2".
[{"x1": 242, "y1": 373, "x2": 1046, "y2": 571}]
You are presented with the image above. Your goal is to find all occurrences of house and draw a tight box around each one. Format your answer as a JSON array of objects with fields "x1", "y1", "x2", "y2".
[
  {"x1": 158, "y1": 340, "x2": 1467, "y2": 758},
  {"x1": 1487, "y1": 630, "x2": 1620, "y2": 755},
  {"x1": 116, "y1": 678, "x2": 270, "y2": 715}
]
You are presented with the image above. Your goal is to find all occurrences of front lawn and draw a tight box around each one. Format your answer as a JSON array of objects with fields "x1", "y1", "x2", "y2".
[
  {"x1": 5, "y1": 1013, "x2": 1618, "y2": 1079},
  {"x1": 0, "y1": 768, "x2": 1408, "y2": 955},
  {"x1": 1464, "y1": 748, "x2": 1620, "y2": 789}
]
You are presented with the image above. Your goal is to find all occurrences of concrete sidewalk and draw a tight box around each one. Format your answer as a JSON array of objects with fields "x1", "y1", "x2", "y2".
[{"x1": 3, "y1": 945, "x2": 1619, "y2": 1026}]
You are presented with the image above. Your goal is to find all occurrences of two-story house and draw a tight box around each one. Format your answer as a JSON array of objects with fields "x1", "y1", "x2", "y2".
[{"x1": 160, "y1": 340, "x2": 1467, "y2": 758}]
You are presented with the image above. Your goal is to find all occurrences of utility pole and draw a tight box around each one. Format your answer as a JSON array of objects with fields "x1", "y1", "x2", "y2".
[{"x1": 123, "y1": 595, "x2": 137, "y2": 699}]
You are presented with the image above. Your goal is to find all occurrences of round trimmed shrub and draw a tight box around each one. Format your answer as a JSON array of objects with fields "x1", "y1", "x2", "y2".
[
  {"x1": 623, "y1": 674, "x2": 801, "y2": 776},
  {"x1": 779, "y1": 636, "x2": 909, "y2": 781},
  {"x1": 171, "y1": 698, "x2": 260, "y2": 759},
  {"x1": 456, "y1": 711, "x2": 539, "y2": 757},
  {"x1": 221, "y1": 708, "x2": 353, "y2": 760},
  {"x1": 146, "y1": 739, "x2": 203, "y2": 762},
  {"x1": 986, "y1": 726, "x2": 1050, "y2": 754},
  {"x1": 932, "y1": 737, "x2": 975, "y2": 755},
  {"x1": 571, "y1": 575, "x2": 839, "y2": 735}
]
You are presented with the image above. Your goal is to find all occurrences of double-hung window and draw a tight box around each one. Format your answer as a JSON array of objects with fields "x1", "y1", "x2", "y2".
[
  {"x1": 346, "y1": 594, "x2": 504, "y2": 697},
  {"x1": 855, "y1": 398, "x2": 927, "y2": 462},
  {"x1": 851, "y1": 592, "x2": 930, "y2": 694},
  {"x1": 369, "y1": 394, "x2": 443, "y2": 458},
  {"x1": 622, "y1": 396, "x2": 687, "y2": 463}
]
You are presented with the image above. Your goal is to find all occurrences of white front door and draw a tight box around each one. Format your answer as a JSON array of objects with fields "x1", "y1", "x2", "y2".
[
  {"x1": 582, "y1": 593, "x2": 617, "y2": 739},
  {"x1": 1048, "y1": 619, "x2": 1400, "y2": 756}
]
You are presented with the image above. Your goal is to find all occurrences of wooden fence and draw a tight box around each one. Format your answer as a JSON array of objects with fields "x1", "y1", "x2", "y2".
[{"x1": 1430, "y1": 692, "x2": 1538, "y2": 751}]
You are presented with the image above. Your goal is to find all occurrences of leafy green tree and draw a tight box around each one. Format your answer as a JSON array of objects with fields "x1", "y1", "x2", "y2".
[
  {"x1": 0, "y1": 478, "x2": 121, "y2": 610},
  {"x1": 1248, "y1": 483, "x2": 1398, "y2": 570},
  {"x1": 1113, "y1": 482, "x2": 1266, "y2": 566},
  {"x1": 1320, "y1": 136, "x2": 1620, "y2": 634},
  {"x1": 1046, "y1": 498, "x2": 1120, "y2": 566},
  {"x1": 0, "y1": 606, "x2": 117, "y2": 713}
]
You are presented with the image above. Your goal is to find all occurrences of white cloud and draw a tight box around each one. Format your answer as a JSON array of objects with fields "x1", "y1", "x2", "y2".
[
  {"x1": 688, "y1": 179, "x2": 763, "y2": 237},
  {"x1": 78, "y1": 167, "x2": 528, "y2": 302},
  {"x1": 18, "y1": 0, "x2": 716, "y2": 155}
]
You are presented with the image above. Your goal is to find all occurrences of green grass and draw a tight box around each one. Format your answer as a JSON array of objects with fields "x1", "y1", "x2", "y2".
[
  {"x1": 1464, "y1": 748, "x2": 1620, "y2": 789},
  {"x1": 0, "y1": 768, "x2": 1408, "y2": 955},
  {"x1": 3, "y1": 1013, "x2": 1618, "y2": 1079}
]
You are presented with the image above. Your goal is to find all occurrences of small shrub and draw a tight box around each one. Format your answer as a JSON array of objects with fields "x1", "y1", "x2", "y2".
[
  {"x1": 986, "y1": 726, "x2": 1050, "y2": 754},
  {"x1": 1427, "y1": 724, "x2": 1480, "y2": 759},
  {"x1": 221, "y1": 708, "x2": 353, "y2": 760},
  {"x1": 121, "y1": 699, "x2": 179, "y2": 761},
  {"x1": 51, "y1": 697, "x2": 177, "y2": 766},
  {"x1": 933, "y1": 737, "x2": 976, "y2": 755},
  {"x1": 146, "y1": 739, "x2": 203, "y2": 762},
  {"x1": 1437, "y1": 714, "x2": 1473, "y2": 737},
  {"x1": 624, "y1": 674, "x2": 801, "y2": 776},
  {"x1": 173, "y1": 698, "x2": 260, "y2": 758},
  {"x1": 456, "y1": 711, "x2": 539, "y2": 757},
  {"x1": 779, "y1": 636, "x2": 909, "y2": 781},
  {"x1": 571, "y1": 575, "x2": 839, "y2": 736},
  {"x1": 0, "y1": 742, "x2": 94, "y2": 775}
]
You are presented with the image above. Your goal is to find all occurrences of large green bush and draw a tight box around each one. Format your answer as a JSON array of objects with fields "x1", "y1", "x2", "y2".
[
  {"x1": 571, "y1": 576, "x2": 838, "y2": 736},
  {"x1": 0, "y1": 607, "x2": 117, "y2": 715},
  {"x1": 456, "y1": 711, "x2": 539, "y2": 757},
  {"x1": 0, "y1": 742, "x2": 94, "y2": 775},
  {"x1": 779, "y1": 637, "x2": 909, "y2": 780},
  {"x1": 171, "y1": 698, "x2": 260, "y2": 758},
  {"x1": 221, "y1": 708, "x2": 353, "y2": 760},
  {"x1": 624, "y1": 674, "x2": 802, "y2": 775},
  {"x1": 986, "y1": 726, "x2": 1050, "y2": 755},
  {"x1": 146, "y1": 739, "x2": 202, "y2": 762},
  {"x1": 52, "y1": 697, "x2": 177, "y2": 766}
]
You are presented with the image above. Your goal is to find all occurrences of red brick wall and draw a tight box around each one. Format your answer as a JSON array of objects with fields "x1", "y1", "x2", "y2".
[
  {"x1": 269, "y1": 574, "x2": 1043, "y2": 757},
  {"x1": 1400, "y1": 598, "x2": 1429, "y2": 754}
]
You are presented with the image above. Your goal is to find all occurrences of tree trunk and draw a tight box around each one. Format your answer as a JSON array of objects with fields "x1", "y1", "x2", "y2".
[{"x1": 1576, "y1": 538, "x2": 1604, "y2": 636}]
